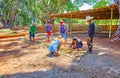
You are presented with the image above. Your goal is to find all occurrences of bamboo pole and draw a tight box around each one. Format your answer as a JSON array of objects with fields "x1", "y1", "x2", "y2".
[
  {"x1": 106, "y1": 19, "x2": 107, "y2": 33},
  {"x1": 70, "y1": 14, "x2": 72, "y2": 35},
  {"x1": 118, "y1": 1, "x2": 120, "y2": 26},
  {"x1": 116, "y1": 19, "x2": 118, "y2": 25},
  {"x1": 68, "y1": 17, "x2": 70, "y2": 35},
  {"x1": 109, "y1": 8, "x2": 113, "y2": 37}
]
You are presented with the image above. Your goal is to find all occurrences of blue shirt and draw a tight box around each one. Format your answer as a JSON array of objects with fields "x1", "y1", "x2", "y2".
[
  {"x1": 59, "y1": 25, "x2": 66, "y2": 34},
  {"x1": 49, "y1": 40, "x2": 60, "y2": 52},
  {"x1": 46, "y1": 25, "x2": 52, "y2": 32}
]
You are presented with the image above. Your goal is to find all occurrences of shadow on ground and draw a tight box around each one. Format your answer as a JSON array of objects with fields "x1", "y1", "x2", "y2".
[
  {"x1": 2, "y1": 63, "x2": 89, "y2": 78},
  {"x1": 2, "y1": 52, "x2": 120, "y2": 78},
  {"x1": 0, "y1": 50, "x2": 20, "y2": 57}
]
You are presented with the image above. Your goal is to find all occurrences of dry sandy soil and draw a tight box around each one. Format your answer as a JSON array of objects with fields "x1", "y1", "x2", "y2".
[{"x1": 0, "y1": 32, "x2": 120, "y2": 78}]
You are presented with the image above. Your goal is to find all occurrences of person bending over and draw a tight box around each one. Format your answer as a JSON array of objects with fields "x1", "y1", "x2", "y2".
[{"x1": 70, "y1": 37, "x2": 83, "y2": 51}]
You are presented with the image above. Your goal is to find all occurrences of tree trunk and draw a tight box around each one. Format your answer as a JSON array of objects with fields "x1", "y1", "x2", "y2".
[
  {"x1": 40, "y1": 14, "x2": 55, "y2": 24},
  {"x1": 2, "y1": 20, "x2": 10, "y2": 28},
  {"x1": 113, "y1": 0, "x2": 120, "y2": 40},
  {"x1": 114, "y1": 0, "x2": 120, "y2": 22}
]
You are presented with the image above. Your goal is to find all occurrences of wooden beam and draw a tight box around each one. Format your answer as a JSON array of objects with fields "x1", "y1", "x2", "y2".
[
  {"x1": 106, "y1": 19, "x2": 107, "y2": 33},
  {"x1": 109, "y1": 8, "x2": 113, "y2": 37},
  {"x1": 70, "y1": 14, "x2": 72, "y2": 35}
]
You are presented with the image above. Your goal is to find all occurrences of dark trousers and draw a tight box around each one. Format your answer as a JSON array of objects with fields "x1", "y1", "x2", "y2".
[{"x1": 87, "y1": 37, "x2": 93, "y2": 53}]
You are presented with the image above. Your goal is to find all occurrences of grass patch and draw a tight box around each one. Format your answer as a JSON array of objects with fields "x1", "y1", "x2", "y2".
[{"x1": 0, "y1": 29, "x2": 12, "y2": 32}]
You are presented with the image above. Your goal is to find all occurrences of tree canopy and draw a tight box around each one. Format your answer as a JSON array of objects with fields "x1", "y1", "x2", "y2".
[{"x1": 0, "y1": 0, "x2": 115, "y2": 27}]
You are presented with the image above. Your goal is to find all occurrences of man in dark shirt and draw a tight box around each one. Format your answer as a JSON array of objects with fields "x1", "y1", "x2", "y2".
[{"x1": 85, "y1": 16, "x2": 95, "y2": 53}]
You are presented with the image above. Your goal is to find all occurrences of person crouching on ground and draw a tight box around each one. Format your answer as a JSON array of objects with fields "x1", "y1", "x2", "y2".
[
  {"x1": 45, "y1": 22, "x2": 52, "y2": 41},
  {"x1": 29, "y1": 22, "x2": 37, "y2": 45},
  {"x1": 69, "y1": 37, "x2": 83, "y2": 51},
  {"x1": 48, "y1": 37, "x2": 62, "y2": 56}
]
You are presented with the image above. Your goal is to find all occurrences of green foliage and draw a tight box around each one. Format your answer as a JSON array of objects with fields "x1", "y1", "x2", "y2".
[
  {"x1": 93, "y1": 0, "x2": 111, "y2": 8},
  {"x1": 0, "y1": 29, "x2": 11, "y2": 32},
  {"x1": 0, "y1": 0, "x2": 22, "y2": 26},
  {"x1": 0, "y1": 0, "x2": 116, "y2": 26}
]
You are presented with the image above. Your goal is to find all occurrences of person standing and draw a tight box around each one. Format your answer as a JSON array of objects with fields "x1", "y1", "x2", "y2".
[
  {"x1": 59, "y1": 20, "x2": 68, "y2": 44},
  {"x1": 85, "y1": 16, "x2": 95, "y2": 53},
  {"x1": 29, "y1": 23, "x2": 37, "y2": 45},
  {"x1": 45, "y1": 22, "x2": 52, "y2": 41}
]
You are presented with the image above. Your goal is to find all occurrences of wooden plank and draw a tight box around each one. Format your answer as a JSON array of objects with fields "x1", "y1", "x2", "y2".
[{"x1": 109, "y1": 8, "x2": 113, "y2": 37}]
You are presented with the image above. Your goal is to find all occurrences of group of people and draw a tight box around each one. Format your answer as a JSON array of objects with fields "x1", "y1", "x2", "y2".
[
  {"x1": 45, "y1": 20, "x2": 68, "y2": 43},
  {"x1": 29, "y1": 16, "x2": 95, "y2": 56}
]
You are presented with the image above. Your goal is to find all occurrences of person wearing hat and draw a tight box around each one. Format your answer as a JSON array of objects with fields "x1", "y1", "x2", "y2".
[
  {"x1": 29, "y1": 22, "x2": 37, "y2": 45},
  {"x1": 85, "y1": 16, "x2": 95, "y2": 53},
  {"x1": 59, "y1": 20, "x2": 68, "y2": 44},
  {"x1": 69, "y1": 37, "x2": 83, "y2": 51},
  {"x1": 45, "y1": 22, "x2": 52, "y2": 41},
  {"x1": 48, "y1": 36, "x2": 63, "y2": 56}
]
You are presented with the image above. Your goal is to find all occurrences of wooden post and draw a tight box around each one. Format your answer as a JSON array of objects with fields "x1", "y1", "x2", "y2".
[
  {"x1": 106, "y1": 19, "x2": 107, "y2": 33},
  {"x1": 118, "y1": 0, "x2": 120, "y2": 26},
  {"x1": 69, "y1": 14, "x2": 72, "y2": 35},
  {"x1": 68, "y1": 17, "x2": 70, "y2": 35},
  {"x1": 116, "y1": 19, "x2": 118, "y2": 25},
  {"x1": 109, "y1": 8, "x2": 113, "y2": 38}
]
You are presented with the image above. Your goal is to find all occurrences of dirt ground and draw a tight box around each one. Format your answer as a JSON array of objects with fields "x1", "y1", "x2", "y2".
[{"x1": 0, "y1": 32, "x2": 120, "y2": 78}]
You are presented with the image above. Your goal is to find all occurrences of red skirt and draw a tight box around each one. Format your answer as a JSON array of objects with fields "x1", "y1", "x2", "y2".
[{"x1": 47, "y1": 31, "x2": 51, "y2": 36}]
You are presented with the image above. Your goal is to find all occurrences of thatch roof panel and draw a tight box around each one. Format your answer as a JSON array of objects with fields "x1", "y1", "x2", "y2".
[{"x1": 50, "y1": 4, "x2": 119, "y2": 20}]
